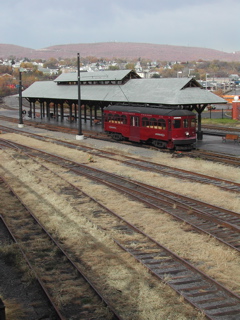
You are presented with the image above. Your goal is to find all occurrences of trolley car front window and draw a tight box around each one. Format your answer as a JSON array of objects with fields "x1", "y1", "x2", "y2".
[{"x1": 173, "y1": 119, "x2": 181, "y2": 128}]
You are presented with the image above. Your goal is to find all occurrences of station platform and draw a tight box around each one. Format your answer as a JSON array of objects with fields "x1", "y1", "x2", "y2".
[{"x1": 196, "y1": 135, "x2": 240, "y2": 156}]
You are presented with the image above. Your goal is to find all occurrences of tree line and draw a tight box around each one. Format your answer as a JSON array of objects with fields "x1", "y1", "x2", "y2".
[{"x1": 1, "y1": 56, "x2": 240, "y2": 97}]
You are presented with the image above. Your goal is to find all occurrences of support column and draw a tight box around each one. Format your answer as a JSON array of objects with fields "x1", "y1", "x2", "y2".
[
  {"x1": 33, "y1": 102, "x2": 36, "y2": 118},
  {"x1": 74, "y1": 103, "x2": 77, "y2": 120},
  {"x1": 84, "y1": 105, "x2": 87, "y2": 123},
  {"x1": 47, "y1": 102, "x2": 51, "y2": 121},
  {"x1": 40, "y1": 102, "x2": 43, "y2": 119},
  {"x1": 53, "y1": 102, "x2": 56, "y2": 119},
  {"x1": 29, "y1": 101, "x2": 32, "y2": 118},
  {"x1": 197, "y1": 112, "x2": 203, "y2": 140},
  {"x1": 60, "y1": 102, "x2": 64, "y2": 122},
  {"x1": 42, "y1": 102, "x2": 45, "y2": 117},
  {"x1": 69, "y1": 103, "x2": 73, "y2": 122},
  {"x1": 101, "y1": 106, "x2": 104, "y2": 129},
  {"x1": 90, "y1": 105, "x2": 93, "y2": 126},
  {"x1": 195, "y1": 104, "x2": 206, "y2": 140},
  {"x1": 56, "y1": 103, "x2": 59, "y2": 122}
]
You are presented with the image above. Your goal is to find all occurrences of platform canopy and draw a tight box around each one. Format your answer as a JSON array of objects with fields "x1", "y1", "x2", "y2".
[
  {"x1": 22, "y1": 70, "x2": 226, "y2": 108},
  {"x1": 22, "y1": 70, "x2": 227, "y2": 141}
]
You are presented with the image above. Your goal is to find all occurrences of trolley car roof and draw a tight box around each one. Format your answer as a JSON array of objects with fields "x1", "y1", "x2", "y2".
[
  {"x1": 22, "y1": 70, "x2": 226, "y2": 106},
  {"x1": 105, "y1": 105, "x2": 196, "y2": 116}
]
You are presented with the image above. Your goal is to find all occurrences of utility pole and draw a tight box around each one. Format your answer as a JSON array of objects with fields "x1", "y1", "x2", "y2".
[
  {"x1": 18, "y1": 71, "x2": 24, "y2": 128},
  {"x1": 76, "y1": 53, "x2": 84, "y2": 140}
]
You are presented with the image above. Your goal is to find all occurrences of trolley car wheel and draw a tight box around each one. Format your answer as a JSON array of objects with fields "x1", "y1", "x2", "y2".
[
  {"x1": 152, "y1": 140, "x2": 166, "y2": 148},
  {"x1": 110, "y1": 133, "x2": 123, "y2": 141}
]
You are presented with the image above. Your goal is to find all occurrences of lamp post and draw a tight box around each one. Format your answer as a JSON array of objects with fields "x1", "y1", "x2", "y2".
[
  {"x1": 76, "y1": 53, "x2": 84, "y2": 140},
  {"x1": 18, "y1": 70, "x2": 24, "y2": 128}
]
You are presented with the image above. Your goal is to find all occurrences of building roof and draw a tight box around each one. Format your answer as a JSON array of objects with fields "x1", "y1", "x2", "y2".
[
  {"x1": 22, "y1": 71, "x2": 226, "y2": 106},
  {"x1": 54, "y1": 70, "x2": 140, "y2": 83}
]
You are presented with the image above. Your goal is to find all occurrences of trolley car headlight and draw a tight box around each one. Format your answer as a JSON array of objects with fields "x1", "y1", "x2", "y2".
[{"x1": 185, "y1": 132, "x2": 189, "y2": 136}]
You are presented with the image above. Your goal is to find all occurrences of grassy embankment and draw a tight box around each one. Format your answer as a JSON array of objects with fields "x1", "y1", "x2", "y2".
[{"x1": 202, "y1": 118, "x2": 239, "y2": 127}]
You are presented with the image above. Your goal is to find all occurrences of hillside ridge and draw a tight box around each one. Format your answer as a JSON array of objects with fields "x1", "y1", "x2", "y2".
[{"x1": 1, "y1": 42, "x2": 240, "y2": 61}]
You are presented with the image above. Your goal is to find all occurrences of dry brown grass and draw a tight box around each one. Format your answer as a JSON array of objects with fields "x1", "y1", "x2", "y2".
[
  {"x1": 100, "y1": 144, "x2": 240, "y2": 183},
  {"x1": 3, "y1": 299, "x2": 26, "y2": 320},
  {"x1": 3, "y1": 133, "x2": 239, "y2": 213},
  {"x1": 0, "y1": 150, "x2": 203, "y2": 319},
  {"x1": 2, "y1": 133, "x2": 239, "y2": 183},
  {"x1": 1, "y1": 133, "x2": 239, "y2": 319},
  {"x1": 62, "y1": 174, "x2": 240, "y2": 295},
  {"x1": 88, "y1": 159, "x2": 240, "y2": 213}
]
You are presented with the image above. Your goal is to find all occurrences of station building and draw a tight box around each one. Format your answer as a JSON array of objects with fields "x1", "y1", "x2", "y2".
[{"x1": 22, "y1": 69, "x2": 226, "y2": 139}]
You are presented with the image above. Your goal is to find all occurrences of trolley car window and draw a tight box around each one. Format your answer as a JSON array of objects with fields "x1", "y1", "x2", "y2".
[
  {"x1": 150, "y1": 118, "x2": 157, "y2": 128},
  {"x1": 173, "y1": 119, "x2": 181, "y2": 128},
  {"x1": 131, "y1": 116, "x2": 139, "y2": 127},
  {"x1": 183, "y1": 119, "x2": 188, "y2": 128},
  {"x1": 111, "y1": 114, "x2": 120, "y2": 124},
  {"x1": 113, "y1": 114, "x2": 120, "y2": 122},
  {"x1": 190, "y1": 118, "x2": 196, "y2": 127},
  {"x1": 158, "y1": 119, "x2": 166, "y2": 129},
  {"x1": 121, "y1": 115, "x2": 127, "y2": 124},
  {"x1": 105, "y1": 113, "x2": 113, "y2": 122},
  {"x1": 142, "y1": 117, "x2": 149, "y2": 127}
]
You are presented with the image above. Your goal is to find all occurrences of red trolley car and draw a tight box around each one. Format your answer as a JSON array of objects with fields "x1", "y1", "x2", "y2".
[{"x1": 104, "y1": 105, "x2": 196, "y2": 150}]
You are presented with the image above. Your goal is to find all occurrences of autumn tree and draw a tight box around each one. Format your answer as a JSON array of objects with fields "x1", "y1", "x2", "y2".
[
  {"x1": 108, "y1": 65, "x2": 120, "y2": 70},
  {"x1": 43, "y1": 58, "x2": 58, "y2": 69},
  {"x1": 125, "y1": 63, "x2": 135, "y2": 70},
  {"x1": 0, "y1": 65, "x2": 12, "y2": 75}
]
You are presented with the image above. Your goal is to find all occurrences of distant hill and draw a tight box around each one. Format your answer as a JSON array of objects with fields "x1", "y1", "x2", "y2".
[{"x1": 1, "y1": 42, "x2": 240, "y2": 61}]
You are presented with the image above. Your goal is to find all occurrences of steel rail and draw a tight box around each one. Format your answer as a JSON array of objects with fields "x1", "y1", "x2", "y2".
[
  {"x1": 64, "y1": 165, "x2": 240, "y2": 251},
  {"x1": 2, "y1": 141, "x2": 240, "y2": 318},
  {"x1": 0, "y1": 213, "x2": 64, "y2": 319},
  {"x1": 0, "y1": 175, "x2": 123, "y2": 320},
  {"x1": 4, "y1": 147, "x2": 240, "y2": 319},
  {"x1": 1, "y1": 117, "x2": 240, "y2": 167},
  {"x1": 202, "y1": 124, "x2": 240, "y2": 134},
  {"x1": 2, "y1": 138, "x2": 239, "y2": 251},
  {"x1": 1, "y1": 124, "x2": 239, "y2": 193}
]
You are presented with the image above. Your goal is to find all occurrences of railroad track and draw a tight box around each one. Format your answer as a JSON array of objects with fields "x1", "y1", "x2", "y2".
[
  {"x1": 1, "y1": 141, "x2": 240, "y2": 319},
  {"x1": 0, "y1": 210, "x2": 62, "y2": 319},
  {"x1": 1, "y1": 116, "x2": 239, "y2": 167},
  {"x1": 0, "y1": 212, "x2": 58, "y2": 319},
  {"x1": 1, "y1": 124, "x2": 240, "y2": 192},
  {"x1": 202, "y1": 124, "x2": 240, "y2": 135},
  {"x1": 24, "y1": 145, "x2": 240, "y2": 251},
  {"x1": 189, "y1": 149, "x2": 240, "y2": 167},
  {"x1": 0, "y1": 175, "x2": 122, "y2": 320}
]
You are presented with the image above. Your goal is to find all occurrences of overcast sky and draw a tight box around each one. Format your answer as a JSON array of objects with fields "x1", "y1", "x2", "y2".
[{"x1": 1, "y1": 0, "x2": 239, "y2": 53}]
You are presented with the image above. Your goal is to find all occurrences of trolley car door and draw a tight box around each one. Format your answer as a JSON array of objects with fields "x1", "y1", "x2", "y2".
[
  {"x1": 168, "y1": 119, "x2": 172, "y2": 139},
  {"x1": 130, "y1": 116, "x2": 140, "y2": 141}
]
